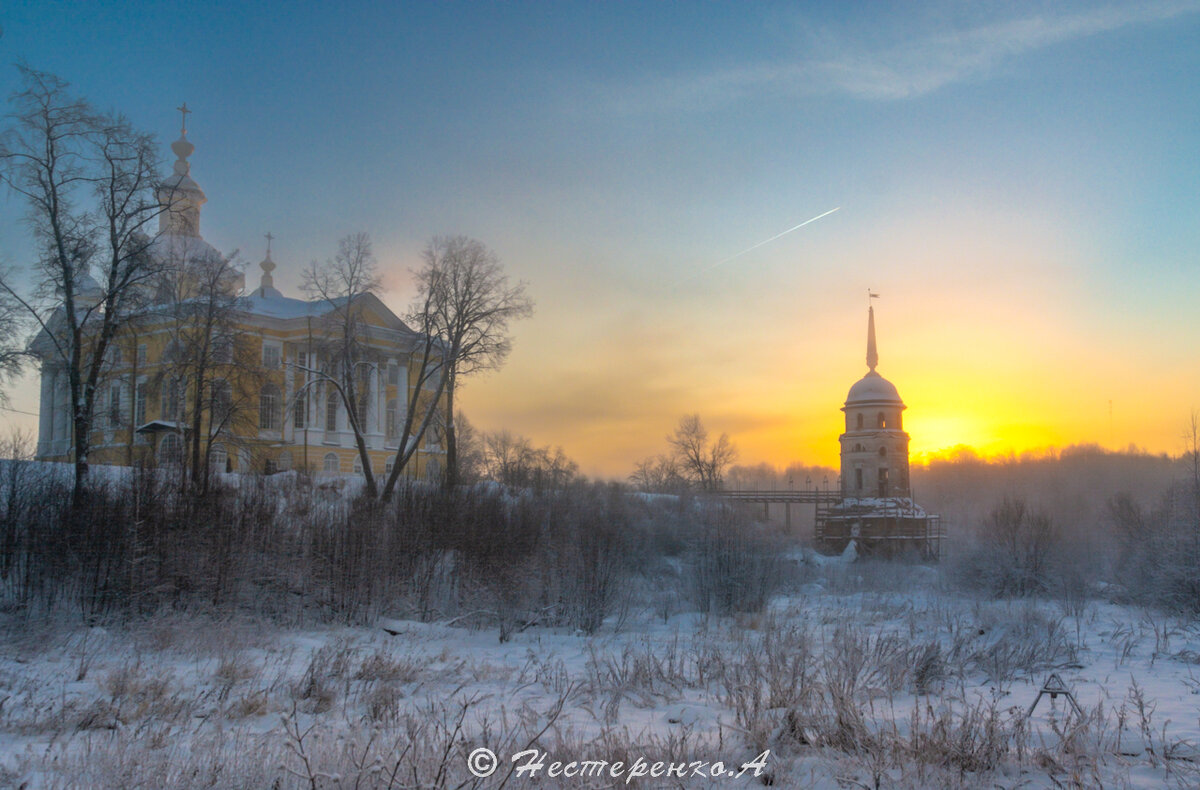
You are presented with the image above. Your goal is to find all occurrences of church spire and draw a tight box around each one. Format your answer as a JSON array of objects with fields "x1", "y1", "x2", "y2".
[
  {"x1": 866, "y1": 303, "x2": 878, "y2": 372},
  {"x1": 157, "y1": 102, "x2": 206, "y2": 237},
  {"x1": 255, "y1": 232, "x2": 282, "y2": 298}
]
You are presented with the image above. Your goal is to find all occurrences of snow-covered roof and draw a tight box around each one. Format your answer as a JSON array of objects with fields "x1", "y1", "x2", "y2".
[
  {"x1": 238, "y1": 288, "x2": 331, "y2": 319},
  {"x1": 135, "y1": 420, "x2": 186, "y2": 434},
  {"x1": 827, "y1": 496, "x2": 927, "y2": 518}
]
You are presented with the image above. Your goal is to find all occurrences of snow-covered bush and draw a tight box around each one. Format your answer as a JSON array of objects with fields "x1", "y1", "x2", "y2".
[
  {"x1": 689, "y1": 503, "x2": 784, "y2": 614},
  {"x1": 955, "y1": 496, "x2": 1062, "y2": 597}
]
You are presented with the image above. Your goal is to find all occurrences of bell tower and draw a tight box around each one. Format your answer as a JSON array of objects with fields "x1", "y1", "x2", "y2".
[{"x1": 839, "y1": 304, "x2": 911, "y2": 499}]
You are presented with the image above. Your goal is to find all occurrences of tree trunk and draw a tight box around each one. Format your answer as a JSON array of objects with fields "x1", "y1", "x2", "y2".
[
  {"x1": 190, "y1": 375, "x2": 205, "y2": 490},
  {"x1": 443, "y1": 379, "x2": 457, "y2": 489},
  {"x1": 72, "y1": 413, "x2": 90, "y2": 508}
]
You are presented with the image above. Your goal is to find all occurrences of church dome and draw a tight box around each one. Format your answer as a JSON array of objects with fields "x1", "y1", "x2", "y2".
[{"x1": 846, "y1": 371, "x2": 903, "y2": 406}]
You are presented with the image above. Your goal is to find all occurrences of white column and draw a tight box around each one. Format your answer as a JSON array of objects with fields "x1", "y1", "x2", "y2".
[
  {"x1": 37, "y1": 364, "x2": 53, "y2": 457},
  {"x1": 283, "y1": 348, "x2": 294, "y2": 443}
]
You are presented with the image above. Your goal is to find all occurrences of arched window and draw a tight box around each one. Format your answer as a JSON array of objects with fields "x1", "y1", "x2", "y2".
[
  {"x1": 326, "y1": 389, "x2": 339, "y2": 432},
  {"x1": 323, "y1": 452, "x2": 340, "y2": 473},
  {"x1": 854, "y1": 443, "x2": 864, "y2": 453},
  {"x1": 877, "y1": 412, "x2": 887, "y2": 429},
  {"x1": 856, "y1": 414, "x2": 864, "y2": 429},
  {"x1": 278, "y1": 450, "x2": 292, "y2": 471},
  {"x1": 209, "y1": 443, "x2": 228, "y2": 472},
  {"x1": 879, "y1": 446, "x2": 887, "y2": 457},
  {"x1": 159, "y1": 433, "x2": 182, "y2": 466},
  {"x1": 260, "y1": 384, "x2": 281, "y2": 430},
  {"x1": 353, "y1": 456, "x2": 363, "y2": 474}
]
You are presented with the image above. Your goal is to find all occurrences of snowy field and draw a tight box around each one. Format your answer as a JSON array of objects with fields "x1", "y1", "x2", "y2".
[{"x1": 2, "y1": 559, "x2": 1199, "y2": 789}]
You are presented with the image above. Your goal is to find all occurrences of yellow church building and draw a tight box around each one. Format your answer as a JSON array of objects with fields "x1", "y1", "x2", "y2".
[{"x1": 31, "y1": 119, "x2": 446, "y2": 480}]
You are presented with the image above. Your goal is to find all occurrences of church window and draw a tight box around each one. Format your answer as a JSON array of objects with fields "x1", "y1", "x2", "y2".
[
  {"x1": 877, "y1": 412, "x2": 887, "y2": 428},
  {"x1": 108, "y1": 383, "x2": 122, "y2": 427},
  {"x1": 856, "y1": 414, "x2": 864, "y2": 429},
  {"x1": 323, "y1": 452, "x2": 340, "y2": 473},
  {"x1": 877, "y1": 467, "x2": 889, "y2": 497},
  {"x1": 213, "y1": 336, "x2": 233, "y2": 364},
  {"x1": 135, "y1": 383, "x2": 146, "y2": 425},
  {"x1": 294, "y1": 391, "x2": 308, "y2": 429},
  {"x1": 211, "y1": 380, "x2": 232, "y2": 421},
  {"x1": 387, "y1": 362, "x2": 399, "y2": 387},
  {"x1": 259, "y1": 384, "x2": 281, "y2": 430},
  {"x1": 262, "y1": 343, "x2": 281, "y2": 370},
  {"x1": 326, "y1": 389, "x2": 339, "y2": 431},
  {"x1": 855, "y1": 467, "x2": 863, "y2": 491},
  {"x1": 879, "y1": 446, "x2": 887, "y2": 457},
  {"x1": 278, "y1": 451, "x2": 292, "y2": 471},
  {"x1": 355, "y1": 383, "x2": 369, "y2": 429},
  {"x1": 159, "y1": 433, "x2": 182, "y2": 466},
  {"x1": 210, "y1": 443, "x2": 228, "y2": 473},
  {"x1": 137, "y1": 344, "x2": 147, "y2": 366},
  {"x1": 386, "y1": 399, "x2": 398, "y2": 440},
  {"x1": 353, "y1": 456, "x2": 363, "y2": 474},
  {"x1": 162, "y1": 376, "x2": 184, "y2": 421}
]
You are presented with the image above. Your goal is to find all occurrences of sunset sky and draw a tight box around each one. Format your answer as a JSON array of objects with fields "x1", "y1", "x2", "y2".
[{"x1": 1, "y1": 1, "x2": 1198, "y2": 477}]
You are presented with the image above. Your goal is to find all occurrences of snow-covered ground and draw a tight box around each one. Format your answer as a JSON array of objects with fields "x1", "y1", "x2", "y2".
[{"x1": 2, "y1": 562, "x2": 1199, "y2": 788}]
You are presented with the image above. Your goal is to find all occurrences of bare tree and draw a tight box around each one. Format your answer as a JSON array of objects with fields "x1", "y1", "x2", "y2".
[
  {"x1": 978, "y1": 496, "x2": 1059, "y2": 596},
  {"x1": 300, "y1": 233, "x2": 383, "y2": 497},
  {"x1": 482, "y1": 429, "x2": 578, "y2": 490},
  {"x1": 1186, "y1": 409, "x2": 1200, "y2": 523},
  {"x1": 154, "y1": 245, "x2": 257, "y2": 491},
  {"x1": 417, "y1": 236, "x2": 532, "y2": 489},
  {"x1": 0, "y1": 263, "x2": 27, "y2": 398},
  {"x1": 453, "y1": 410, "x2": 485, "y2": 484},
  {"x1": 378, "y1": 237, "x2": 531, "y2": 498},
  {"x1": 666, "y1": 414, "x2": 737, "y2": 492},
  {"x1": 629, "y1": 453, "x2": 687, "y2": 494},
  {"x1": 0, "y1": 67, "x2": 166, "y2": 503}
]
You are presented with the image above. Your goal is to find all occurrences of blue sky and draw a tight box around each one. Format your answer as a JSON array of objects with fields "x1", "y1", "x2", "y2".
[{"x1": 2, "y1": 1, "x2": 1199, "y2": 475}]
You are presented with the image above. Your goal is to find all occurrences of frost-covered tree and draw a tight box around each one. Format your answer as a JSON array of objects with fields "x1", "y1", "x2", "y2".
[
  {"x1": 300, "y1": 233, "x2": 383, "y2": 497},
  {"x1": 0, "y1": 67, "x2": 167, "y2": 503},
  {"x1": 667, "y1": 414, "x2": 737, "y2": 492}
]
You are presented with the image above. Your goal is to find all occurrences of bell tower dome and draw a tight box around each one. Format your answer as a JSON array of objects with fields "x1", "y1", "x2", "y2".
[
  {"x1": 839, "y1": 304, "x2": 911, "y2": 499},
  {"x1": 156, "y1": 102, "x2": 207, "y2": 237}
]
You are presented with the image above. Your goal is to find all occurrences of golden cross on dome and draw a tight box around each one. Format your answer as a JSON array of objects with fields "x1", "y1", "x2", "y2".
[
  {"x1": 176, "y1": 102, "x2": 191, "y2": 136},
  {"x1": 265, "y1": 232, "x2": 274, "y2": 257}
]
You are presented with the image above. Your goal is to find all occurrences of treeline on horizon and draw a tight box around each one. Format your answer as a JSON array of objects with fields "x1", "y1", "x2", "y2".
[{"x1": 728, "y1": 441, "x2": 1185, "y2": 523}]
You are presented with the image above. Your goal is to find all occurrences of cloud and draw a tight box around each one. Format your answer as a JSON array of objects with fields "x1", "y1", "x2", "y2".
[{"x1": 598, "y1": 1, "x2": 1200, "y2": 111}]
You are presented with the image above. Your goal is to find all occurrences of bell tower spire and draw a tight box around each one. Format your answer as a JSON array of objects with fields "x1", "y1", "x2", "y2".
[{"x1": 866, "y1": 293, "x2": 879, "y2": 372}]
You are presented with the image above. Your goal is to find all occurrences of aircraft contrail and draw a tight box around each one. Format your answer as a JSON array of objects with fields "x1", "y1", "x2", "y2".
[{"x1": 674, "y1": 206, "x2": 841, "y2": 287}]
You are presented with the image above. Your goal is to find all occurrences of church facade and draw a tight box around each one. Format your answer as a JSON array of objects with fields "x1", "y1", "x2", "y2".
[{"x1": 31, "y1": 119, "x2": 447, "y2": 480}]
